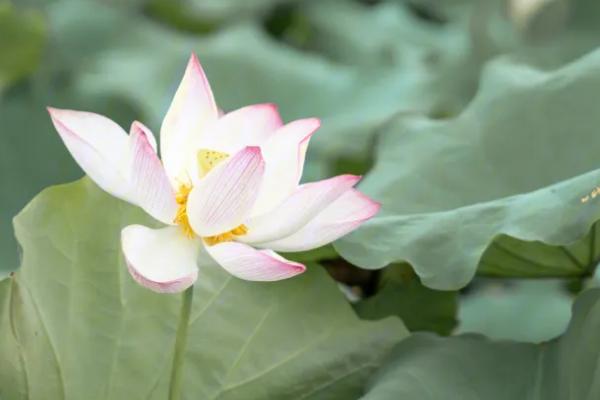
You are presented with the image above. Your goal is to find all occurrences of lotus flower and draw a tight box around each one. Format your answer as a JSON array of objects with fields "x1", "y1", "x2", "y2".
[{"x1": 47, "y1": 54, "x2": 380, "y2": 293}]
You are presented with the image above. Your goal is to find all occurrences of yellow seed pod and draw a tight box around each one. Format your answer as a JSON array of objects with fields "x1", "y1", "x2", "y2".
[{"x1": 197, "y1": 149, "x2": 229, "y2": 178}]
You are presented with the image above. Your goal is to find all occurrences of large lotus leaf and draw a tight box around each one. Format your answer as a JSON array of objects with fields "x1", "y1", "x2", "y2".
[
  {"x1": 361, "y1": 288, "x2": 600, "y2": 400},
  {"x1": 336, "y1": 49, "x2": 600, "y2": 290},
  {"x1": 458, "y1": 279, "x2": 573, "y2": 342},
  {"x1": 0, "y1": 178, "x2": 407, "y2": 399}
]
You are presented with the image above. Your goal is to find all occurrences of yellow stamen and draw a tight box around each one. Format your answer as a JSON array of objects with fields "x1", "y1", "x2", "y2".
[
  {"x1": 175, "y1": 184, "x2": 192, "y2": 205},
  {"x1": 174, "y1": 184, "x2": 194, "y2": 238},
  {"x1": 174, "y1": 149, "x2": 248, "y2": 241},
  {"x1": 203, "y1": 224, "x2": 248, "y2": 246},
  {"x1": 198, "y1": 149, "x2": 229, "y2": 178},
  {"x1": 231, "y1": 225, "x2": 248, "y2": 235}
]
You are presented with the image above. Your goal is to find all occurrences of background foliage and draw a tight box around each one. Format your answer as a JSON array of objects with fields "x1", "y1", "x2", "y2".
[{"x1": 3, "y1": 0, "x2": 600, "y2": 398}]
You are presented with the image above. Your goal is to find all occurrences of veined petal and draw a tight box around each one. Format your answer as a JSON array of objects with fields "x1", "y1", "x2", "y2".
[
  {"x1": 251, "y1": 118, "x2": 320, "y2": 216},
  {"x1": 255, "y1": 189, "x2": 380, "y2": 252},
  {"x1": 161, "y1": 53, "x2": 218, "y2": 185},
  {"x1": 48, "y1": 107, "x2": 131, "y2": 201},
  {"x1": 187, "y1": 146, "x2": 265, "y2": 236},
  {"x1": 131, "y1": 119, "x2": 157, "y2": 152},
  {"x1": 129, "y1": 122, "x2": 178, "y2": 224},
  {"x1": 241, "y1": 175, "x2": 361, "y2": 244},
  {"x1": 121, "y1": 225, "x2": 199, "y2": 293},
  {"x1": 205, "y1": 241, "x2": 305, "y2": 281},
  {"x1": 200, "y1": 103, "x2": 283, "y2": 153}
]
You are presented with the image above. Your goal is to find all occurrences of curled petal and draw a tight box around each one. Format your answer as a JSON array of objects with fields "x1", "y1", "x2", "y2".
[
  {"x1": 131, "y1": 119, "x2": 157, "y2": 151},
  {"x1": 129, "y1": 122, "x2": 178, "y2": 224},
  {"x1": 242, "y1": 175, "x2": 361, "y2": 244},
  {"x1": 187, "y1": 146, "x2": 265, "y2": 236},
  {"x1": 205, "y1": 241, "x2": 305, "y2": 281},
  {"x1": 200, "y1": 103, "x2": 283, "y2": 153},
  {"x1": 255, "y1": 189, "x2": 380, "y2": 252},
  {"x1": 48, "y1": 107, "x2": 131, "y2": 201},
  {"x1": 161, "y1": 53, "x2": 219, "y2": 185},
  {"x1": 251, "y1": 118, "x2": 320, "y2": 215},
  {"x1": 121, "y1": 225, "x2": 199, "y2": 293}
]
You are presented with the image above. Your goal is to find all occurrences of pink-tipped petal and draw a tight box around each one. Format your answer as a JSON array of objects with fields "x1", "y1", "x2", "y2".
[
  {"x1": 241, "y1": 174, "x2": 361, "y2": 244},
  {"x1": 129, "y1": 122, "x2": 178, "y2": 224},
  {"x1": 187, "y1": 146, "x2": 265, "y2": 236},
  {"x1": 161, "y1": 53, "x2": 219, "y2": 185},
  {"x1": 255, "y1": 189, "x2": 381, "y2": 252},
  {"x1": 121, "y1": 225, "x2": 200, "y2": 293},
  {"x1": 251, "y1": 118, "x2": 320, "y2": 215},
  {"x1": 200, "y1": 103, "x2": 283, "y2": 153},
  {"x1": 205, "y1": 241, "x2": 305, "y2": 281},
  {"x1": 131, "y1": 119, "x2": 157, "y2": 151},
  {"x1": 48, "y1": 107, "x2": 131, "y2": 201}
]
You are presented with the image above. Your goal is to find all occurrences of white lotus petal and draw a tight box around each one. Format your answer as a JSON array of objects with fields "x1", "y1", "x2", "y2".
[
  {"x1": 121, "y1": 225, "x2": 199, "y2": 293},
  {"x1": 256, "y1": 189, "x2": 380, "y2": 252},
  {"x1": 161, "y1": 53, "x2": 219, "y2": 185},
  {"x1": 200, "y1": 103, "x2": 283, "y2": 153},
  {"x1": 205, "y1": 241, "x2": 305, "y2": 281},
  {"x1": 187, "y1": 147, "x2": 265, "y2": 236},
  {"x1": 129, "y1": 121, "x2": 178, "y2": 224},
  {"x1": 242, "y1": 175, "x2": 361, "y2": 243},
  {"x1": 48, "y1": 107, "x2": 131, "y2": 201},
  {"x1": 251, "y1": 118, "x2": 320, "y2": 216}
]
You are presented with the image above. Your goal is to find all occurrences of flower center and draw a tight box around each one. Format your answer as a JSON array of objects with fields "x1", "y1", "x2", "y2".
[
  {"x1": 198, "y1": 148, "x2": 229, "y2": 178},
  {"x1": 172, "y1": 148, "x2": 249, "y2": 245},
  {"x1": 174, "y1": 183, "x2": 194, "y2": 238},
  {"x1": 203, "y1": 224, "x2": 248, "y2": 246}
]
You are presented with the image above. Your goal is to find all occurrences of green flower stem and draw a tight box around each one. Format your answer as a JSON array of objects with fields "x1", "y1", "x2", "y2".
[{"x1": 168, "y1": 285, "x2": 194, "y2": 400}]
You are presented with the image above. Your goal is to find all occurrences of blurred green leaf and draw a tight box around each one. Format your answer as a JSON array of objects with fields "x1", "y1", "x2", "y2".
[
  {"x1": 336, "y1": 49, "x2": 600, "y2": 289},
  {"x1": 508, "y1": 0, "x2": 569, "y2": 40},
  {"x1": 0, "y1": 178, "x2": 407, "y2": 399},
  {"x1": 458, "y1": 279, "x2": 572, "y2": 342},
  {"x1": 144, "y1": 0, "x2": 216, "y2": 34},
  {"x1": 147, "y1": 0, "x2": 305, "y2": 27},
  {"x1": 45, "y1": 0, "x2": 142, "y2": 68},
  {"x1": 301, "y1": 0, "x2": 519, "y2": 115},
  {"x1": 355, "y1": 264, "x2": 458, "y2": 335},
  {"x1": 361, "y1": 288, "x2": 600, "y2": 399},
  {"x1": 512, "y1": 0, "x2": 600, "y2": 67},
  {"x1": 0, "y1": 3, "x2": 45, "y2": 89}
]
